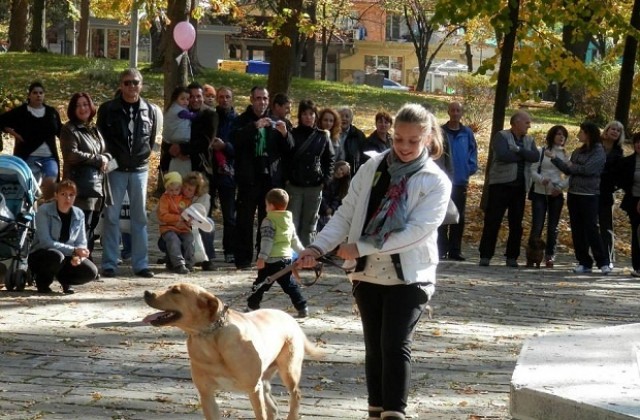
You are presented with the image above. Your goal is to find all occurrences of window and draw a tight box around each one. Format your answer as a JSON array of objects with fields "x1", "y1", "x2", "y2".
[
  {"x1": 364, "y1": 55, "x2": 404, "y2": 81},
  {"x1": 386, "y1": 14, "x2": 402, "y2": 40}
]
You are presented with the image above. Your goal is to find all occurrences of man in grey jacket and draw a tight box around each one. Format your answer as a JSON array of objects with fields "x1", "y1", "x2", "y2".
[{"x1": 479, "y1": 111, "x2": 539, "y2": 267}]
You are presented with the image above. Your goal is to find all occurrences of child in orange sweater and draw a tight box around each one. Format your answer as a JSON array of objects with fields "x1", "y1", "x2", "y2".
[{"x1": 157, "y1": 172, "x2": 193, "y2": 274}]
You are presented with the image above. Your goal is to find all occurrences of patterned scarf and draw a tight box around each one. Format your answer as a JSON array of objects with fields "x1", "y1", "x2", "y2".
[{"x1": 362, "y1": 148, "x2": 429, "y2": 248}]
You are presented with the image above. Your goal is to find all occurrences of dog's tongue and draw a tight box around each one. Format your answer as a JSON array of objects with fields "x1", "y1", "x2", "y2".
[{"x1": 142, "y1": 311, "x2": 167, "y2": 323}]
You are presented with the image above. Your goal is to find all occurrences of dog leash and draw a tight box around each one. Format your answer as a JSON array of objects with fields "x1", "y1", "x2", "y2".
[{"x1": 248, "y1": 253, "x2": 356, "y2": 297}]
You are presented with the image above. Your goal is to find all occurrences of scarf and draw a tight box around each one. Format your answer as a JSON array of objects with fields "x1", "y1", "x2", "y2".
[{"x1": 362, "y1": 148, "x2": 429, "y2": 248}]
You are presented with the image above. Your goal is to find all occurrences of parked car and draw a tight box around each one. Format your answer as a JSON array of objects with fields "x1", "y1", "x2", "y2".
[{"x1": 382, "y1": 78, "x2": 410, "y2": 91}]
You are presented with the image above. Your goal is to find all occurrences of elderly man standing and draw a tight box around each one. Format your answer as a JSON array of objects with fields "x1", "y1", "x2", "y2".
[
  {"x1": 337, "y1": 106, "x2": 366, "y2": 174},
  {"x1": 438, "y1": 101, "x2": 478, "y2": 261},
  {"x1": 97, "y1": 68, "x2": 158, "y2": 278},
  {"x1": 479, "y1": 111, "x2": 539, "y2": 267},
  {"x1": 230, "y1": 86, "x2": 294, "y2": 269}
]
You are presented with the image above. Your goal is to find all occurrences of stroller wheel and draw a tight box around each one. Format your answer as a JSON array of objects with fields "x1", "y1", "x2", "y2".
[{"x1": 12, "y1": 269, "x2": 27, "y2": 292}]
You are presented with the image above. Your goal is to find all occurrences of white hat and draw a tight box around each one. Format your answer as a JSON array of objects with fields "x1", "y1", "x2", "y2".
[{"x1": 182, "y1": 203, "x2": 214, "y2": 232}]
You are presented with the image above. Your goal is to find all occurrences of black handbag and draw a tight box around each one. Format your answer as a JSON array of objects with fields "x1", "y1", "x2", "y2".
[
  {"x1": 528, "y1": 147, "x2": 545, "y2": 200},
  {"x1": 70, "y1": 165, "x2": 103, "y2": 198}
]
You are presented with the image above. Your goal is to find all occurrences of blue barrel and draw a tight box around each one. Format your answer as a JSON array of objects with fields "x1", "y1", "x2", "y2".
[{"x1": 246, "y1": 60, "x2": 270, "y2": 75}]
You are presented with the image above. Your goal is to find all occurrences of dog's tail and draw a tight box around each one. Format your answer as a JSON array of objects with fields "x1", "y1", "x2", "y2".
[{"x1": 304, "y1": 338, "x2": 325, "y2": 360}]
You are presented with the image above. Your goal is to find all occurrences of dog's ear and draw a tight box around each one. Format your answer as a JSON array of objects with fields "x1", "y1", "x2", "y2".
[{"x1": 197, "y1": 291, "x2": 220, "y2": 322}]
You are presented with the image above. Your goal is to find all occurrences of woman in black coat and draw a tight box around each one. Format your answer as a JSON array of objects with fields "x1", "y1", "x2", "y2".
[
  {"x1": 615, "y1": 132, "x2": 640, "y2": 276},
  {"x1": 286, "y1": 99, "x2": 335, "y2": 246},
  {"x1": 60, "y1": 92, "x2": 113, "y2": 254}
]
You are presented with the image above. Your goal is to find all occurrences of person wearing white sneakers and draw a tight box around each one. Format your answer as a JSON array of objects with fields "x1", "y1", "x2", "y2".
[{"x1": 549, "y1": 121, "x2": 611, "y2": 275}]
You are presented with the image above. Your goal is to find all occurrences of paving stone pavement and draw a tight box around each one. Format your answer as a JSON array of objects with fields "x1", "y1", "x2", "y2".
[{"x1": 1, "y1": 220, "x2": 639, "y2": 419}]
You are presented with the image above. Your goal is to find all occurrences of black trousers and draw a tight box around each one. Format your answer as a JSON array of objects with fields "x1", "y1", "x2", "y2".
[
  {"x1": 28, "y1": 248, "x2": 98, "y2": 289},
  {"x1": 353, "y1": 281, "x2": 429, "y2": 416},
  {"x1": 478, "y1": 183, "x2": 526, "y2": 260},
  {"x1": 568, "y1": 193, "x2": 609, "y2": 268},
  {"x1": 247, "y1": 259, "x2": 307, "y2": 311},
  {"x1": 211, "y1": 179, "x2": 237, "y2": 257},
  {"x1": 437, "y1": 184, "x2": 467, "y2": 257},
  {"x1": 234, "y1": 179, "x2": 271, "y2": 267},
  {"x1": 82, "y1": 209, "x2": 101, "y2": 254},
  {"x1": 626, "y1": 197, "x2": 640, "y2": 271}
]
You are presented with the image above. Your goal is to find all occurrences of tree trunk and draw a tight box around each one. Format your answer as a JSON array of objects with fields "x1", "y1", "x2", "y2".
[
  {"x1": 320, "y1": 28, "x2": 328, "y2": 80},
  {"x1": 163, "y1": 0, "x2": 190, "y2": 107},
  {"x1": 615, "y1": 0, "x2": 640, "y2": 129},
  {"x1": 8, "y1": 0, "x2": 29, "y2": 52},
  {"x1": 464, "y1": 41, "x2": 473, "y2": 72},
  {"x1": 556, "y1": 2, "x2": 591, "y2": 114},
  {"x1": 77, "y1": 0, "x2": 90, "y2": 56},
  {"x1": 301, "y1": 4, "x2": 316, "y2": 79},
  {"x1": 150, "y1": 14, "x2": 167, "y2": 69},
  {"x1": 267, "y1": 0, "x2": 302, "y2": 96},
  {"x1": 481, "y1": 0, "x2": 520, "y2": 211},
  {"x1": 30, "y1": 0, "x2": 46, "y2": 52}
]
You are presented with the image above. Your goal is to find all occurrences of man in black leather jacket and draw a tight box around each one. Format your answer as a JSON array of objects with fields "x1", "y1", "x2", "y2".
[{"x1": 96, "y1": 68, "x2": 158, "y2": 279}]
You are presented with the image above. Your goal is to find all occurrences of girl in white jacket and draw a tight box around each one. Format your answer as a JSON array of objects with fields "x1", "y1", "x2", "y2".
[
  {"x1": 298, "y1": 104, "x2": 451, "y2": 420},
  {"x1": 528, "y1": 125, "x2": 569, "y2": 267}
]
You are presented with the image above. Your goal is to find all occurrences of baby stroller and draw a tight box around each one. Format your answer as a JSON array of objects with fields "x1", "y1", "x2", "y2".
[{"x1": 0, "y1": 155, "x2": 38, "y2": 291}]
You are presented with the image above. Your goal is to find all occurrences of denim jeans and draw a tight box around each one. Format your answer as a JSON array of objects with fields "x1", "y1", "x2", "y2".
[
  {"x1": 567, "y1": 193, "x2": 609, "y2": 268},
  {"x1": 162, "y1": 230, "x2": 195, "y2": 268},
  {"x1": 102, "y1": 170, "x2": 149, "y2": 272},
  {"x1": 529, "y1": 192, "x2": 564, "y2": 257},
  {"x1": 25, "y1": 156, "x2": 58, "y2": 178},
  {"x1": 286, "y1": 184, "x2": 322, "y2": 247},
  {"x1": 352, "y1": 281, "x2": 429, "y2": 415}
]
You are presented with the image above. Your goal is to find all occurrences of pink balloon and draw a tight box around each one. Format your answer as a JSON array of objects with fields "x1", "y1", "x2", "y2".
[{"x1": 173, "y1": 21, "x2": 196, "y2": 51}]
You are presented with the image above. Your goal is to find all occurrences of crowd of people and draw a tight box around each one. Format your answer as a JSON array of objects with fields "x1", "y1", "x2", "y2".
[
  {"x1": 478, "y1": 110, "x2": 639, "y2": 277},
  {"x1": 4, "y1": 66, "x2": 640, "y2": 420}
]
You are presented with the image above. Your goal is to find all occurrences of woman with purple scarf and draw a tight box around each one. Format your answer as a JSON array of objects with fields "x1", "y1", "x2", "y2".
[{"x1": 297, "y1": 104, "x2": 451, "y2": 420}]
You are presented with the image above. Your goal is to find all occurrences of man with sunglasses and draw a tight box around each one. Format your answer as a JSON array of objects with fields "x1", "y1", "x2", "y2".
[{"x1": 97, "y1": 68, "x2": 158, "y2": 278}]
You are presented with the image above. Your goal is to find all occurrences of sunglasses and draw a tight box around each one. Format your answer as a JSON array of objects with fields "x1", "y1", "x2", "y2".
[{"x1": 122, "y1": 80, "x2": 140, "y2": 87}]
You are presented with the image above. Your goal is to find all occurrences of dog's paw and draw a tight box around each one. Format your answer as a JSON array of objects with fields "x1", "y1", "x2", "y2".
[{"x1": 351, "y1": 301, "x2": 360, "y2": 316}]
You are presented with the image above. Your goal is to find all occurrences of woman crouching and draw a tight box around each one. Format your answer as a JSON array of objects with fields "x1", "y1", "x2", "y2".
[{"x1": 28, "y1": 180, "x2": 99, "y2": 294}]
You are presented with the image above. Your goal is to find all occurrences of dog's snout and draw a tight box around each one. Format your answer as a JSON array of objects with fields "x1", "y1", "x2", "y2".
[{"x1": 144, "y1": 290, "x2": 155, "y2": 301}]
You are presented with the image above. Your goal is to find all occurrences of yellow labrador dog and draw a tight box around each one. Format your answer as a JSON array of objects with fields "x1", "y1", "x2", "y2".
[{"x1": 143, "y1": 283, "x2": 320, "y2": 420}]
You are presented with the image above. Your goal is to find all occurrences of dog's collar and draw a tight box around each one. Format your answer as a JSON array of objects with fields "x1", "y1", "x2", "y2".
[{"x1": 197, "y1": 304, "x2": 229, "y2": 336}]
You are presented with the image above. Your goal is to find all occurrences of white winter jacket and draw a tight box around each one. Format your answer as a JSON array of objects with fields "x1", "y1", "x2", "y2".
[
  {"x1": 311, "y1": 150, "x2": 451, "y2": 285},
  {"x1": 530, "y1": 145, "x2": 569, "y2": 195}
]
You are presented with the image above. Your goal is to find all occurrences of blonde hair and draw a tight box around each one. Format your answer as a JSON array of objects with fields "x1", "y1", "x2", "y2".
[
  {"x1": 394, "y1": 104, "x2": 443, "y2": 159},
  {"x1": 603, "y1": 120, "x2": 625, "y2": 144},
  {"x1": 183, "y1": 171, "x2": 208, "y2": 196}
]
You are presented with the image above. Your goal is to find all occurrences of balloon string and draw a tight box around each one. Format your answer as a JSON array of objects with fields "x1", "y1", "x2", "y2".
[{"x1": 185, "y1": 53, "x2": 194, "y2": 83}]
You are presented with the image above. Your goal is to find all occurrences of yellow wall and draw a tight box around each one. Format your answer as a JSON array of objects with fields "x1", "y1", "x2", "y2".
[{"x1": 339, "y1": 40, "x2": 493, "y2": 89}]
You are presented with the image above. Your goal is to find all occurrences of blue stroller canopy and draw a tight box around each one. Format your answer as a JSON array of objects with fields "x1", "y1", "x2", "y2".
[{"x1": 0, "y1": 156, "x2": 39, "y2": 209}]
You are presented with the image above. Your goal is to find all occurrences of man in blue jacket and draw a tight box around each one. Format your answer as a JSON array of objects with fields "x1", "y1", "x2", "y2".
[{"x1": 438, "y1": 102, "x2": 478, "y2": 261}]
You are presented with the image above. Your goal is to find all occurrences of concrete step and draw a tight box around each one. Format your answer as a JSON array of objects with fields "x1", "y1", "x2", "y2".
[{"x1": 511, "y1": 323, "x2": 640, "y2": 419}]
